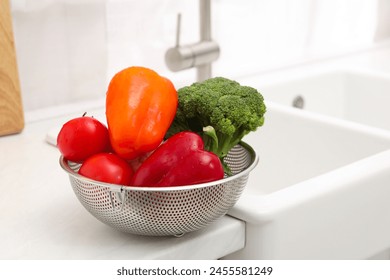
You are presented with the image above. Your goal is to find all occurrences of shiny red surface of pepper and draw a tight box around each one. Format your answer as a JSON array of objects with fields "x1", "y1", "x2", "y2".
[{"x1": 130, "y1": 131, "x2": 224, "y2": 187}]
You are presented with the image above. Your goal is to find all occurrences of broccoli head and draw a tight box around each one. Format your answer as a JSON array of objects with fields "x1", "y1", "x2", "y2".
[{"x1": 166, "y1": 77, "x2": 266, "y2": 172}]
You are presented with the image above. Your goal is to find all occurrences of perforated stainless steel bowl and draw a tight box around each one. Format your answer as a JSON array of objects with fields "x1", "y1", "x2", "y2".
[{"x1": 60, "y1": 142, "x2": 258, "y2": 236}]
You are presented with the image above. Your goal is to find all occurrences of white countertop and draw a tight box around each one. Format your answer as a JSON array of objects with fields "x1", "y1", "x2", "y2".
[{"x1": 0, "y1": 106, "x2": 245, "y2": 260}]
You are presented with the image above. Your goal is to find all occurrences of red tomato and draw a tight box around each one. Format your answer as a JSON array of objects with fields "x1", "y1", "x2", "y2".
[
  {"x1": 78, "y1": 153, "x2": 133, "y2": 185},
  {"x1": 57, "y1": 115, "x2": 110, "y2": 162}
]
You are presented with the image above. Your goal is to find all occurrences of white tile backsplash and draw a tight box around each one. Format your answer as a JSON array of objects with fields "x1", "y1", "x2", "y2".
[{"x1": 12, "y1": 0, "x2": 107, "y2": 111}]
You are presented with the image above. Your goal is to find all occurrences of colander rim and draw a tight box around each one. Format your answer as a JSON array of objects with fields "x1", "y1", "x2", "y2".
[{"x1": 59, "y1": 141, "x2": 258, "y2": 192}]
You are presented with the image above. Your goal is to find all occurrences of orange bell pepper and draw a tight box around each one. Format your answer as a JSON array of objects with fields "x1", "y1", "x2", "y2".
[{"x1": 106, "y1": 66, "x2": 178, "y2": 160}]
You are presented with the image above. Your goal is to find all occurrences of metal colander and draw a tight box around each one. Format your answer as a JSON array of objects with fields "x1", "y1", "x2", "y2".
[{"x1": 60, "y1": 142, "x2": 258, "y2": 236}]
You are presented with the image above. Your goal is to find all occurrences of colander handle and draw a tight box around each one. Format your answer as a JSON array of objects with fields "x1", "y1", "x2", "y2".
[{"x1": 108, "y1": 187, "x2": 127, "y2": 212}]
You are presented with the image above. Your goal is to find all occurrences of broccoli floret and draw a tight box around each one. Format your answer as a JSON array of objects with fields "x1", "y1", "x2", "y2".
[{"x1": 166, "y1": 77, "x2": 266, "y2": 173}]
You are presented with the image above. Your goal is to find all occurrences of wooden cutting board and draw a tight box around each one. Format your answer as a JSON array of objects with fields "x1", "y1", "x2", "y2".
[{"x1": 0, "y1": 0, "x2": 24, "y2": 136}]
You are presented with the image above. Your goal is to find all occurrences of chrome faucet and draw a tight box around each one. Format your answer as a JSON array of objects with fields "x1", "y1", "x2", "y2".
[{"x1": 165, "y1": 0, "x2": 220, "y2": 82}]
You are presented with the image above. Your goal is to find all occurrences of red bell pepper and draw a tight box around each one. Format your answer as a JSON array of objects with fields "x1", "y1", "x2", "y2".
[{"x1": 130, "y1": 131, "x2": 224, "y2": 187}]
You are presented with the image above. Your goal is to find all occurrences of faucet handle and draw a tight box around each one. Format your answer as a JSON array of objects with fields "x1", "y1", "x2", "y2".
[
  {"x1": 175, "y1": 13, "x2": 181, "y2": 47},
  {"x1": 165, "y1": 12, "x2": 219, "y2": 73},
  {"x1": 165, "y1": 13, "x2": 195, "y2": 72}
]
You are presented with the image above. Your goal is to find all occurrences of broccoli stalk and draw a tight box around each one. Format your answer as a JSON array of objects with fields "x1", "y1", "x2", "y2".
[
  {"x1": 203, "y1": 125, "x2": 246, "y2": 159},
  {"x1": 202, "y1": 125, "x2": 243, "y2": 175},
  {"x1": 166, "y1": 77, "x2": 266, "y2": 174}
]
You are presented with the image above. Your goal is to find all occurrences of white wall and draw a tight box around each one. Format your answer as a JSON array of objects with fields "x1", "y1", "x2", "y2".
[{"x1": 10, "y1": 0, "x2": 386, "y2": 112}]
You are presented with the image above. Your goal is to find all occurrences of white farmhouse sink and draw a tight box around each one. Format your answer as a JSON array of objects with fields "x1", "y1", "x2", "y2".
[
  {"x1": 245, "y1": 69, "x2": 390, "y2": 131},
  {"x1": 224, "y1": 102, "x2": 390, "y2": 259}
]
